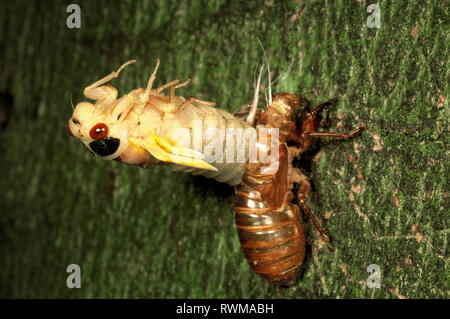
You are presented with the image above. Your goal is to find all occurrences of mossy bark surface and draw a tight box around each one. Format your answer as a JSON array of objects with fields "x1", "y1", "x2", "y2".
[{"x1": 0, "y1": 0, "x2": 447, "y2": 298}]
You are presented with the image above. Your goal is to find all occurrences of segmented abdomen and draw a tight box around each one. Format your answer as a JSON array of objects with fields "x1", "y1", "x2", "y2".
[
  {"x1": 234, "y1": 179, "x2": 306, "y2": 286},
  {"x1": 161, "y1": 103, "x2": 253, "y2": 186}
]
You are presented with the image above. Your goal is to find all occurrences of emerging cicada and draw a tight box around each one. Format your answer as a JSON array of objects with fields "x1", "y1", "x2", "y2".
[
  {"x1": 68, "y1": 59, "x2": 365, "y2": 286},
  {"x1": 68, "y1": 59, "x2": 256, "y2": 186}
]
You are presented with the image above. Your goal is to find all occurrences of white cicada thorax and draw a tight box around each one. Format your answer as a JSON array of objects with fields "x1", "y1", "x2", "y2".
[{"x1": 68, "y1": 59, "x2": 266, "y2": 186}]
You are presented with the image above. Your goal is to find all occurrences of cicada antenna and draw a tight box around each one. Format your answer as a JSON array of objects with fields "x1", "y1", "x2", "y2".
[
  {"x1": 70, "y1": 92, "x2": 75, "y2": 109},
  {"x1": 256, "y1": 39, "x2": 291, "y2": 108},
  {"x1": 269, "y1": 55, "x2": 288, "y2": 88},
  {"x1": 247, "y1": 64, "x2": 264, "y2": 125},
  {"x1": 257, "y1": 38, "x2": 272, "y2": 107}
]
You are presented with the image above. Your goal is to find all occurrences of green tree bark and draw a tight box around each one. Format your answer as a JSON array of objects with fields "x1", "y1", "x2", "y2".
[{"x1": 0, "y1": 0, "x2": 447, "y2": 298}]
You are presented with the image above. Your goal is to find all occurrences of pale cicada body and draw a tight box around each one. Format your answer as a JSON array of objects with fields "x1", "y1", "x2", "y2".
[
  {"x1": 68, "y1": 59, "x2": 254, "y2": 186},
  {"x1": 69, "y1": 59, "x2": 365, "y2": 286}
]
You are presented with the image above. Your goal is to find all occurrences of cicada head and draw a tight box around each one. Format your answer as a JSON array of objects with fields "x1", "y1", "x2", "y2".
[
  {"x1": 68, "y1": 101, "x2": 132, "y2": 161},
  {"x1": 257, "y1": 93, "x2": 301, "y2": 134}
]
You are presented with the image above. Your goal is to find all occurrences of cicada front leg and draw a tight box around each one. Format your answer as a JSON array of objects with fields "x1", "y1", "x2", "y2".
[
  {"x1": 83, "y1": 60, "x2": 137, "y2": 111},
  {"x1": 307, "y1": 98, "x2": 366, "y2": 139},
  {"x1": 308, "y1": 128, "x2": 366, "y2": 140}
]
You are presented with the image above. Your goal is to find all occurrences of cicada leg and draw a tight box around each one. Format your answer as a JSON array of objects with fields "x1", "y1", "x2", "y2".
[
  {"x1": 309, "y1": 98, "x2": 338, "y2": 117},
  {"x1": 142, "y1": 58, "x2": 191, "y2": 103},
  {"x1": 142, "y1": 58, "x2": 189, "y2": 104},
  {"x1": 169, "y1": 80, "x2": 191, "y2": 103},
  {"x1": 307, "y1": 98, "x2": 366, "y2": 138},
  {"x1": 177, "y1": 97, "x2": 215, "y2": 113},
  {"x1": 309, "y1": 127, "x2": 365, "y2": 140},
  {"x1": 143, "y1": 58, "x2": 160, "y2": 100},
  {"x1": 297, "y1": 197, "x2": 334, "y2": 252},
  {"x1": 84, "y1": 59, "x2": 137, "y2": 101},
  {"x1": 289, "y1": 162, "x2": 334, "y2": 252}
]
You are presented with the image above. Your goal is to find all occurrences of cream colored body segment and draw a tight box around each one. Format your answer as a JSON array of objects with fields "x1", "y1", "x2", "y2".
[{"x1": 68, "y1": 59, "x2": 253, "y2": 186}]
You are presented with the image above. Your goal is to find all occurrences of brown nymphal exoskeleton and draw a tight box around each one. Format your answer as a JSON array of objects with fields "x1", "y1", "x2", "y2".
[{"x1": 234, "y1": 93, "x2": 365, "y2": 285}]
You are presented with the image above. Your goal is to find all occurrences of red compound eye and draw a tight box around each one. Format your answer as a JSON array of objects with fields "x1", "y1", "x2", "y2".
[
  {"x1": 67, "y1": 124, "x2": 74, "y2": 137},
  {"x1": 89, "y1": 123, "x2": 108, "y2": 140}
]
